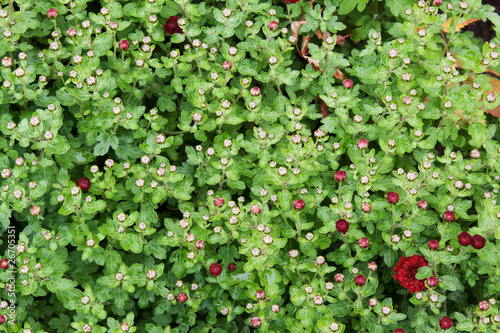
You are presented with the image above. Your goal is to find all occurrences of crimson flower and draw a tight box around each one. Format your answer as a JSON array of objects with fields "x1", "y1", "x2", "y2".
[
  {"x1": 334, "y1": 170, "x2": 346, "y2": 182},
  {"x1": 77, "y1": 177, "x2": 91, "y2": 192},
  {"x1": 387, "y1": 191, "x2": 399, "y2": 204},
  {"x1": 284, "y1": 0, "x2": 301, "y2": 3},
  {"x1": 209, "y1": 263, "x2": 222, "y2": 276},
  {"x1": 472, "y1": 235, "x2": 486, "y2": 249},
  {"x1": 118, "y1": 40, "x2": 129, "y2": 51},
  {"x1": 336, "y1": 219, "x2": 349, "y2": 233},
  {"x1": 439, "y1": 316, "x2": 452, "y2": 330},
  {"x1": 393, "y1": 254, "x2": 428, "y2": 293},
  {"x1": 163, "y1": 16, "x2": 183, "y2": 35},
  {"x1": 443, "y1": 211, "x2": 455, "y2": 222},
  {"x1": 293, "y1": 199, "x2": 305, "y2": 211},
  {"x1": 458, "y1": 232, "x2": 472, "y2": 246}
]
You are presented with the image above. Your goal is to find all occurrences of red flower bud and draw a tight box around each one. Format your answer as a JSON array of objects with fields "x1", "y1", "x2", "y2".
[
  {"x1": 118, "y1": 39, "x2": 129, "y2": 51},
  {"x1": 293, "y1": 199, "x2": 305, "y2": 211},
  {"x1": 472, "y1": 235, "x2": 486, "y2": 249},
  {"x1": 433, "y1": 0, "x2": 443, "y2": 5},
  {"x1": 357, "y1": 139, "x2": 368, "y2": 149},
  {"x1": 335, "y1": 171, "x2": 346, "y2": 182},
  {"x1": 417, "y1": 200, "x2": 427, "y2": 210},
  {"x1": 458, "y1": 232, "x2": 472, "y2": 246},
  {"x1": 428, "y1": 239, "x2": 439, "y2": 250},
  {"x1": 395, "y1": 329, "x2": 406, "y2": 333},
  {"x1": 47, "y1": 8, "x2": 58, "y2": 19},
  {"x1": 228, "y1": 263, "x2": 236, "y2": 271},
  {"x1": 177, "y1": 293, "x2": 187, "y2": 303},
  {"x1": 443, "y1": 211, "x2": 455, "y2": 221},
  {"x1": 77, "y1": 177, "x2": 91, "y2": 192},
  {"x1": 354, "y1": 274, "x2": 366, "y2": 286},
  {"x1": 268, "y1": 21, "x2": 278, "y2": 31},
  {"x1": 387, "y1": 192, "x2": 399, "y2": 204},
  {"x1": 336, "y1": 219, "x2": 349, "y2": 233},
  {"x1": 209, "y1": 263, "x2": 222, "y2": 276},
  {"x1": 214, "y1": 197, "x2": 225, "y2": 207},
  {"x1": 0, "y1": 259, "x2": 8, "y2": 270},
  {"x1": 0, "y1": 315, "x2": 4, "y2": 324},
  {"x1": 343, "y1": 79, "x2": 353, "y2": 89},
  {"x1": 358, "y1": 237, "x2": 369, "y2": 248},
  {"x1": 439, "y1": 316, "x2": 452, "y2": 330},
  {"x1": 428, "y1": 276, "x2": 439, "y2": 287}
]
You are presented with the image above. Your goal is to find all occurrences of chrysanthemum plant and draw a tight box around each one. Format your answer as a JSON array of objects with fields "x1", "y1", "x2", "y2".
[{"x1": 1, "y1": 0, "x2": 500, "y2": 332}]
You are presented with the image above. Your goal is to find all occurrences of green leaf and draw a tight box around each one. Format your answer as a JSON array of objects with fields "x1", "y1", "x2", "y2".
[
  {"x1": 468, "y1": 122, "x2": 487, "y2": 147},
  {"x1": 441, "y1": 276, "x2": 463, "y2": 291},
  {"x1": 47, "y1": 277, "x2": 77, "y2": 293}
]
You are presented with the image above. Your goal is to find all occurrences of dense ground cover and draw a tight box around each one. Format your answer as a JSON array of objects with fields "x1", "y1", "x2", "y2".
[{"x1": 1, "y1": 0, "x2": 500, "y2": 332}]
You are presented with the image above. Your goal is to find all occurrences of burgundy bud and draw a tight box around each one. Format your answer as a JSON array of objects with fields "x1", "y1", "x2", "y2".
[
  {"x1": 209, "y1": 263, "x2": 222, "y2": 276},
  {"x1": 335, "y1": 171, "x2": 346, "y2": 182},
  {"x1": 443, "y1": 211, "x2": 455, "y2": 222},
  {"x1": 336, "y1": 219, "x2": 349, "y2": 233},
  {"x1": 439, "y1": 316, "x2": 452, "y2": 330},
  {"x1": 472, "y1": 235, "x2": 486, "y2": 250},
  {"x1": 118, "y1": 39, "x2": 130, "y2": 51},
  {"x1": 428, "y1": 239, "x2": 439, "y2": 250},
  {"x1": 387, "y1": 192, "x2": 399, "y2": 204},
  {"x1": 293, "y1": 199, "x2": 305, "y2": 211},
  {"x1": 354, "y1": 274, "x2": 366, "y2": 286},
  {"x1": 458, "y1": 232, "x2": 472, "y2": 246},
  {"x1": 77, "y1": 177, "x2": 91, "y2": 192}
]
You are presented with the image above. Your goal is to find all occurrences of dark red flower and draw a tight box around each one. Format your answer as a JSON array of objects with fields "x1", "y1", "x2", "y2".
[
  {"x1": 0, "y1": 259, "x2": 8, "y2": 270},
  {"x1": 293, "y1": 199, "x2": 305, "y2": 211},
  {"x1": 209, "y1": 262, "x2": 222, "y2": 276},
  {"x1": 439, "y1": 316, "x2": 452, "y2": 330},
  {"x1": 335, "y1": 171, "x2": 346, "y2": 182},
  {"x1": 77, "y1": 177, "x2": 91, "y2": 192},
  {"x1": 458, "y1": 232, "x2": 472, "y2": 246},
  {"x1": 284, "y1": 0, "x2": 301, "y2": 3},
  {"x1": 336, "y1": 219, "x2": 349, "y2": 233},
  {"x1": 428, "y1": 239, "x2": 439, "y2": 250},
  {"x1": 443, "y1": 211, "x2": 455, "y2": 222},
  {"x1": 387, "y1": 192, "x2": 399, "y2": 204},
  {"x1": 0, "y1": 314, "x2": 4, "y2": 324},
  {"x1": 228, "y1": 263, "x2": 236, "y2": 271},
  {"x1": 433, "y1": 0, "x2": 443, "y2": 5},
  {"x1": 354, "y1": 274, "x2": 366, "y2": 286},
  {"x1": 163, "y1": 16, "x2": 183, "y2": 35},
  {"x1": 394, "y1": 329, "x2": 405, "y2": 333},
  {"x1": 472, "y1": 235, "x2": 486, "y2": 249},
  {"x1": 427, "y1": 276, "x2": 439, "y2": 287},
  {"x1": 118, "y1": 39, "x2": 129, "y2": 51},
  {"x1": 177, "y1": 293, "x2": 187, "y2": 303},
  {"x1": 393, "y1": 254, "x2": 429, "y2": 293},
  {"x1": 417, "y1": 200, "x2": 427, "y2": 210}
]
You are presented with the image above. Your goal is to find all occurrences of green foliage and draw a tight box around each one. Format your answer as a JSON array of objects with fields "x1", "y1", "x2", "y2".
[{"x1": 1, "y1": 0, "x2": 500, "y2": 332}]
